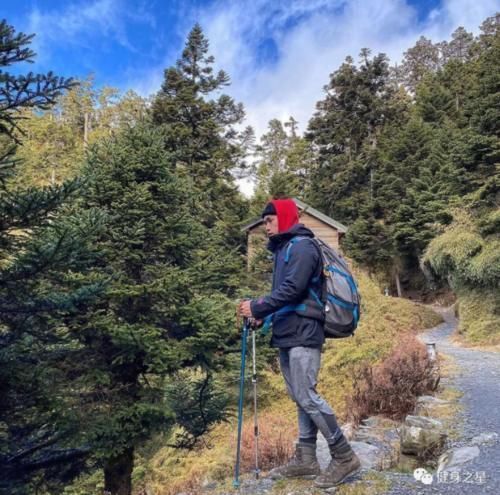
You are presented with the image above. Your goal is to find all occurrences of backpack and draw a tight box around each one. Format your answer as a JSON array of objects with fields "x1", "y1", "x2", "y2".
[{"x1": 284, "y1": 236, "x2": 361, "y2": 338}]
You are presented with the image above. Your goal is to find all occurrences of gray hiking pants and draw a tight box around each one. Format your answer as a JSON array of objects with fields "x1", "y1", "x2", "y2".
[{"x1": 279, "y1": 346, "x2": 343, "y2": 444}]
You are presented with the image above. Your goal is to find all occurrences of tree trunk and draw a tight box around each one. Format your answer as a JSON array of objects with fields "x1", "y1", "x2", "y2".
[
  {"x1": 104, "y1": 447, "x2": 134, "y2": 495},
  {"x1": 395, "y1": 271, "x2": 402, "y2": 298},
  {"x1": 83, "y1": 112, "x2": 90, "y2": 149}
]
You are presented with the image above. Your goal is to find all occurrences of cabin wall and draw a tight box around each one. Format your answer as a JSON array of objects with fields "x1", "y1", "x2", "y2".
[{"x1": 299, "y1": 211, "x2": 340, "y2": 249}]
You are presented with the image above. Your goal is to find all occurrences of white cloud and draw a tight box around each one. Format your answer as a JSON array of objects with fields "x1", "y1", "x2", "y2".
[
  {"x1": 196, "y1": 0, "x2": 498, "y2": 140},
  {"x1": 27, "y1": 0, "x2": 150, "y2": 63}
]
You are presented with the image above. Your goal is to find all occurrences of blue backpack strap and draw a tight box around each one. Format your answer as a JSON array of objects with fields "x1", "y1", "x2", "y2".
[
  {"x1": 284, "y1": 236, "x2": 309, "y2": 263},
  {"x1": 326, "y1": 266, "x2": 358, "y2": 294},
  {"x1": 260, "y1": 303, "x2": 307, "y2": 336},
  {"x1": 285, "y1": 236, "x2": 324, "y2": 308}
]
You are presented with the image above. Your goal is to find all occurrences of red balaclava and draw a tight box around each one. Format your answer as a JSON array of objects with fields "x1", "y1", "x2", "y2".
[{"x1": 271, "y1": 198, "x2": 300, "y2": 233}]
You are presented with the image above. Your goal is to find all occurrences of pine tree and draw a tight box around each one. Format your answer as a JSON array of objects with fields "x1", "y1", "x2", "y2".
[
  {"x1": 440, "y1": 27, "x2": 474, "y2": 64},
  {"x1": 151, "y1": 24, "x2": 248, "y2": 228},
  {"x1": 252, "y1": 117, "x2": 311, "y2": 201},
  {"x1": 424, "y1": 14, "x2": 499, "y2": 313},
  {"x1": 306, "y1": 50, "x2": 399, "y2": 222},
  {"x1": 67, "y1": 123, "x2": 240, "y2": 495},
  {"x1": 398, "y1": 36, "x2": 441, "y2": 93},
  {"x1": 0, "y1": 20, "x2": 107, "y2": 493}
]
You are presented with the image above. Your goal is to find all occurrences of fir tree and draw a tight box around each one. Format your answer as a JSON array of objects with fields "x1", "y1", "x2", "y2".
[
  {"x1": 67, "y1": 123, "x2": 239, "y2": 495},
  {"x1": 0, "y1": 20, "x2": 107, "y2": 493},
  {"x1": 151, "y1": 24, "x2": 248, "y2": 228},
  {"x1": 306, "y1": 50, "x2": 399, "y2": 222}
]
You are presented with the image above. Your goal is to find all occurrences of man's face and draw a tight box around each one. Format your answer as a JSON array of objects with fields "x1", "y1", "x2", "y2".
[{"x1": 263, "y1": 214, "x2": 279, "y2": 237}]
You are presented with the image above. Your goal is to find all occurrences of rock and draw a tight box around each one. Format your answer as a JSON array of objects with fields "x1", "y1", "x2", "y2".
[
  {"x1": 404, "y1": 415, "x2": 443, "y2": 429},
  {"x1": 341, "y1": 422, "x2": 355, "y2": 440},
  {"x1": 361, "y1": 416, "x2": 382, "y2": 427},
  {"x1": 470, "y1": 432, "x2": 498, "y2": 446},
  {"x1": 414, "y1": 395, "x2": 451, "y2": 416},
  {"x1": 397, "y1": 453, "x2": 421, "y2": 472},
  {"x1": 349, "y1": 416, "x2": 401, "y2": 469},
  {"x1": 437, "y1": 446, "x2": 480, "y2": 472},
  {"x1": 400, "y1": 415, "x2": 446, "y2": 456},
  {"x1": 319, "y1": 436, "x2": 389, "y2": 471},
  {"x1": 316, "y1": 435, "x2": 330, "y2": 470},
  {"x1": 350, "y1": 441, "x2": 382, "y2": 470},
  {"x1": 355, "y1": 425, "x2": 399, "y2": 445},
  {"x1": 201, "y1": 479, "x2": 218, "y2": 491}
]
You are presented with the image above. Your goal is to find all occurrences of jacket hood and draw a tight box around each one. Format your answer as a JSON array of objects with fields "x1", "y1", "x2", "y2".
[
  {"x1": 267, "y1": 223, "x2": 315, "y2": 252},
  {"x1": 271, "y1": 198, "x2": 300, "y2": 233}
]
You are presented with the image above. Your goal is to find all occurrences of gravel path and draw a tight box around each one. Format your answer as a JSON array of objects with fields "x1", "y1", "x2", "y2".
[{"x1": 383, "y1": 306, "x2": 500, "y2": 495}]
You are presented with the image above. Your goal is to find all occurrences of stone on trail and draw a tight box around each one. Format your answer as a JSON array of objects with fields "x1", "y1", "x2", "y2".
[
  {"x1": 470, "y1": 432, "x2": 498, "y2": 446},
  {"x1": 437, "y1": 445, "x2": 480, "y2": 472},
  {"x1": 414, "y1": 395, "x2": 452, "y2": 416},
  {"x1": 350, "y1": 441, "x2": 382, "y2": 470},
  {"x1": 400, "y1": 415, "x2": 447, "y2": 456}
]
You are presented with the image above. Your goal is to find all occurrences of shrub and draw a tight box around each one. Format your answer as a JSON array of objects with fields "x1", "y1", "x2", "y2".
[{"x1": 346, "y1": 335, "x2": 436, "y2": 424}]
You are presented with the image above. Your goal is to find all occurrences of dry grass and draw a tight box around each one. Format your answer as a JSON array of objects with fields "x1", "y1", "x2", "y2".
[
  {"x1": 239, "y1": 411, "x2": 297, "y2": 472},
  {"x1": 454, "y1": 289, "x2": 500, "y2": 346}
]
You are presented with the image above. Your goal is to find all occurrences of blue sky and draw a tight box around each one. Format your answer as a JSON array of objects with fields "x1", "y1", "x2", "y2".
[
  {"x1": 3, "y1": 0, "x2": 499, "y2": 143},
  {"x1": 3, "y1": 0, "x2": 450, "y2": 88}
]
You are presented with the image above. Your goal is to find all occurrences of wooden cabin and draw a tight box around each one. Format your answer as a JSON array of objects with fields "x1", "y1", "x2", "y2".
[{"x1": 242, "y1": 198, "x2": 348, "y2": 267}]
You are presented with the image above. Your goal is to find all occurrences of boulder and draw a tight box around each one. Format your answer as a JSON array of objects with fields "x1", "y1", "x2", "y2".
[
  {"x1": 350, "y1": 441, "x2": 382, "y2": 470},
  {"x1": 414, "y1": 395, "x2": 451, "y2": 416},
  {"x1": 400, "y1": 415, "x2": 447, "y2": 457}
]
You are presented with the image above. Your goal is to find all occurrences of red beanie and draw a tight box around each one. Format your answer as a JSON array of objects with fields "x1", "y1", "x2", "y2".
[{"x1": 270, "y1": 198, "x2": 300, "y2": 233}]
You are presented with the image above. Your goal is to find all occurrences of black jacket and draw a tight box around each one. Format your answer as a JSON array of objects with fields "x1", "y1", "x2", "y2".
[{"x1": 250, "y1": 223, "x2": 325, "y2": 348}]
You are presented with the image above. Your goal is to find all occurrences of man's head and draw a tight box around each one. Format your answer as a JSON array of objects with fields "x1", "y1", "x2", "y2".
[
  {"x1": 261, "y1": 201, "x2": 278, "y2": 237},
  {"x1": 261, "y1": 199, "x2": 299, "y2": 237}
]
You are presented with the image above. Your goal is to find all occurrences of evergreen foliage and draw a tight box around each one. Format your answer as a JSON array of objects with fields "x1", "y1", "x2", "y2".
[
  {"x1": 66, "y1": 124, "x2": 239, "y2": 493},
  {"x1": 305, "y1": 15, "x2": 499, "y2": 299},
  {"x1": 151, "y1": 24, "x2": 250, "y2": 229},
  {"x1": 0, "y1": 20, "x2": 108, "y2": 494}
]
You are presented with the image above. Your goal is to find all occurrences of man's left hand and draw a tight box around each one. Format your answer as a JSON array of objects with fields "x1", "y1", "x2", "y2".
[{"x1": 238, "y1": 300, "x2": 254, "y2": 318}]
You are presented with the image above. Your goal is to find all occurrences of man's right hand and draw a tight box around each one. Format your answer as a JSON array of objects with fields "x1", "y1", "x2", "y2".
[{"x1": 248, "y1": 318, "x2": 263, "y2": 328}]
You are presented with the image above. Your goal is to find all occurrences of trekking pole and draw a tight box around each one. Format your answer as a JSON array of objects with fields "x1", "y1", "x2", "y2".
[
  {"x1": 251, "y1": 326, "x2": 260, "y2": 480},
  {"x1": 233, "y1": 317, "x2": 249, "y2": 489}
]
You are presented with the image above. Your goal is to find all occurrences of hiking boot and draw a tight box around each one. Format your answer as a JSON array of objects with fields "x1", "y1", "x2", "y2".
[
  {"x1": 314, "y1": 438, "x2": 361, "y2": 488},
  {"x1": 268, "y1": 442, "x2": 320, "y2": 479}
]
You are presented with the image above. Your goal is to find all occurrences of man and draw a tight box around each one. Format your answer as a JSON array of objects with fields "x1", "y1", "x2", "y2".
[{"x1": 238, "y1": 198, "x2": 360, "y2": 489}]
